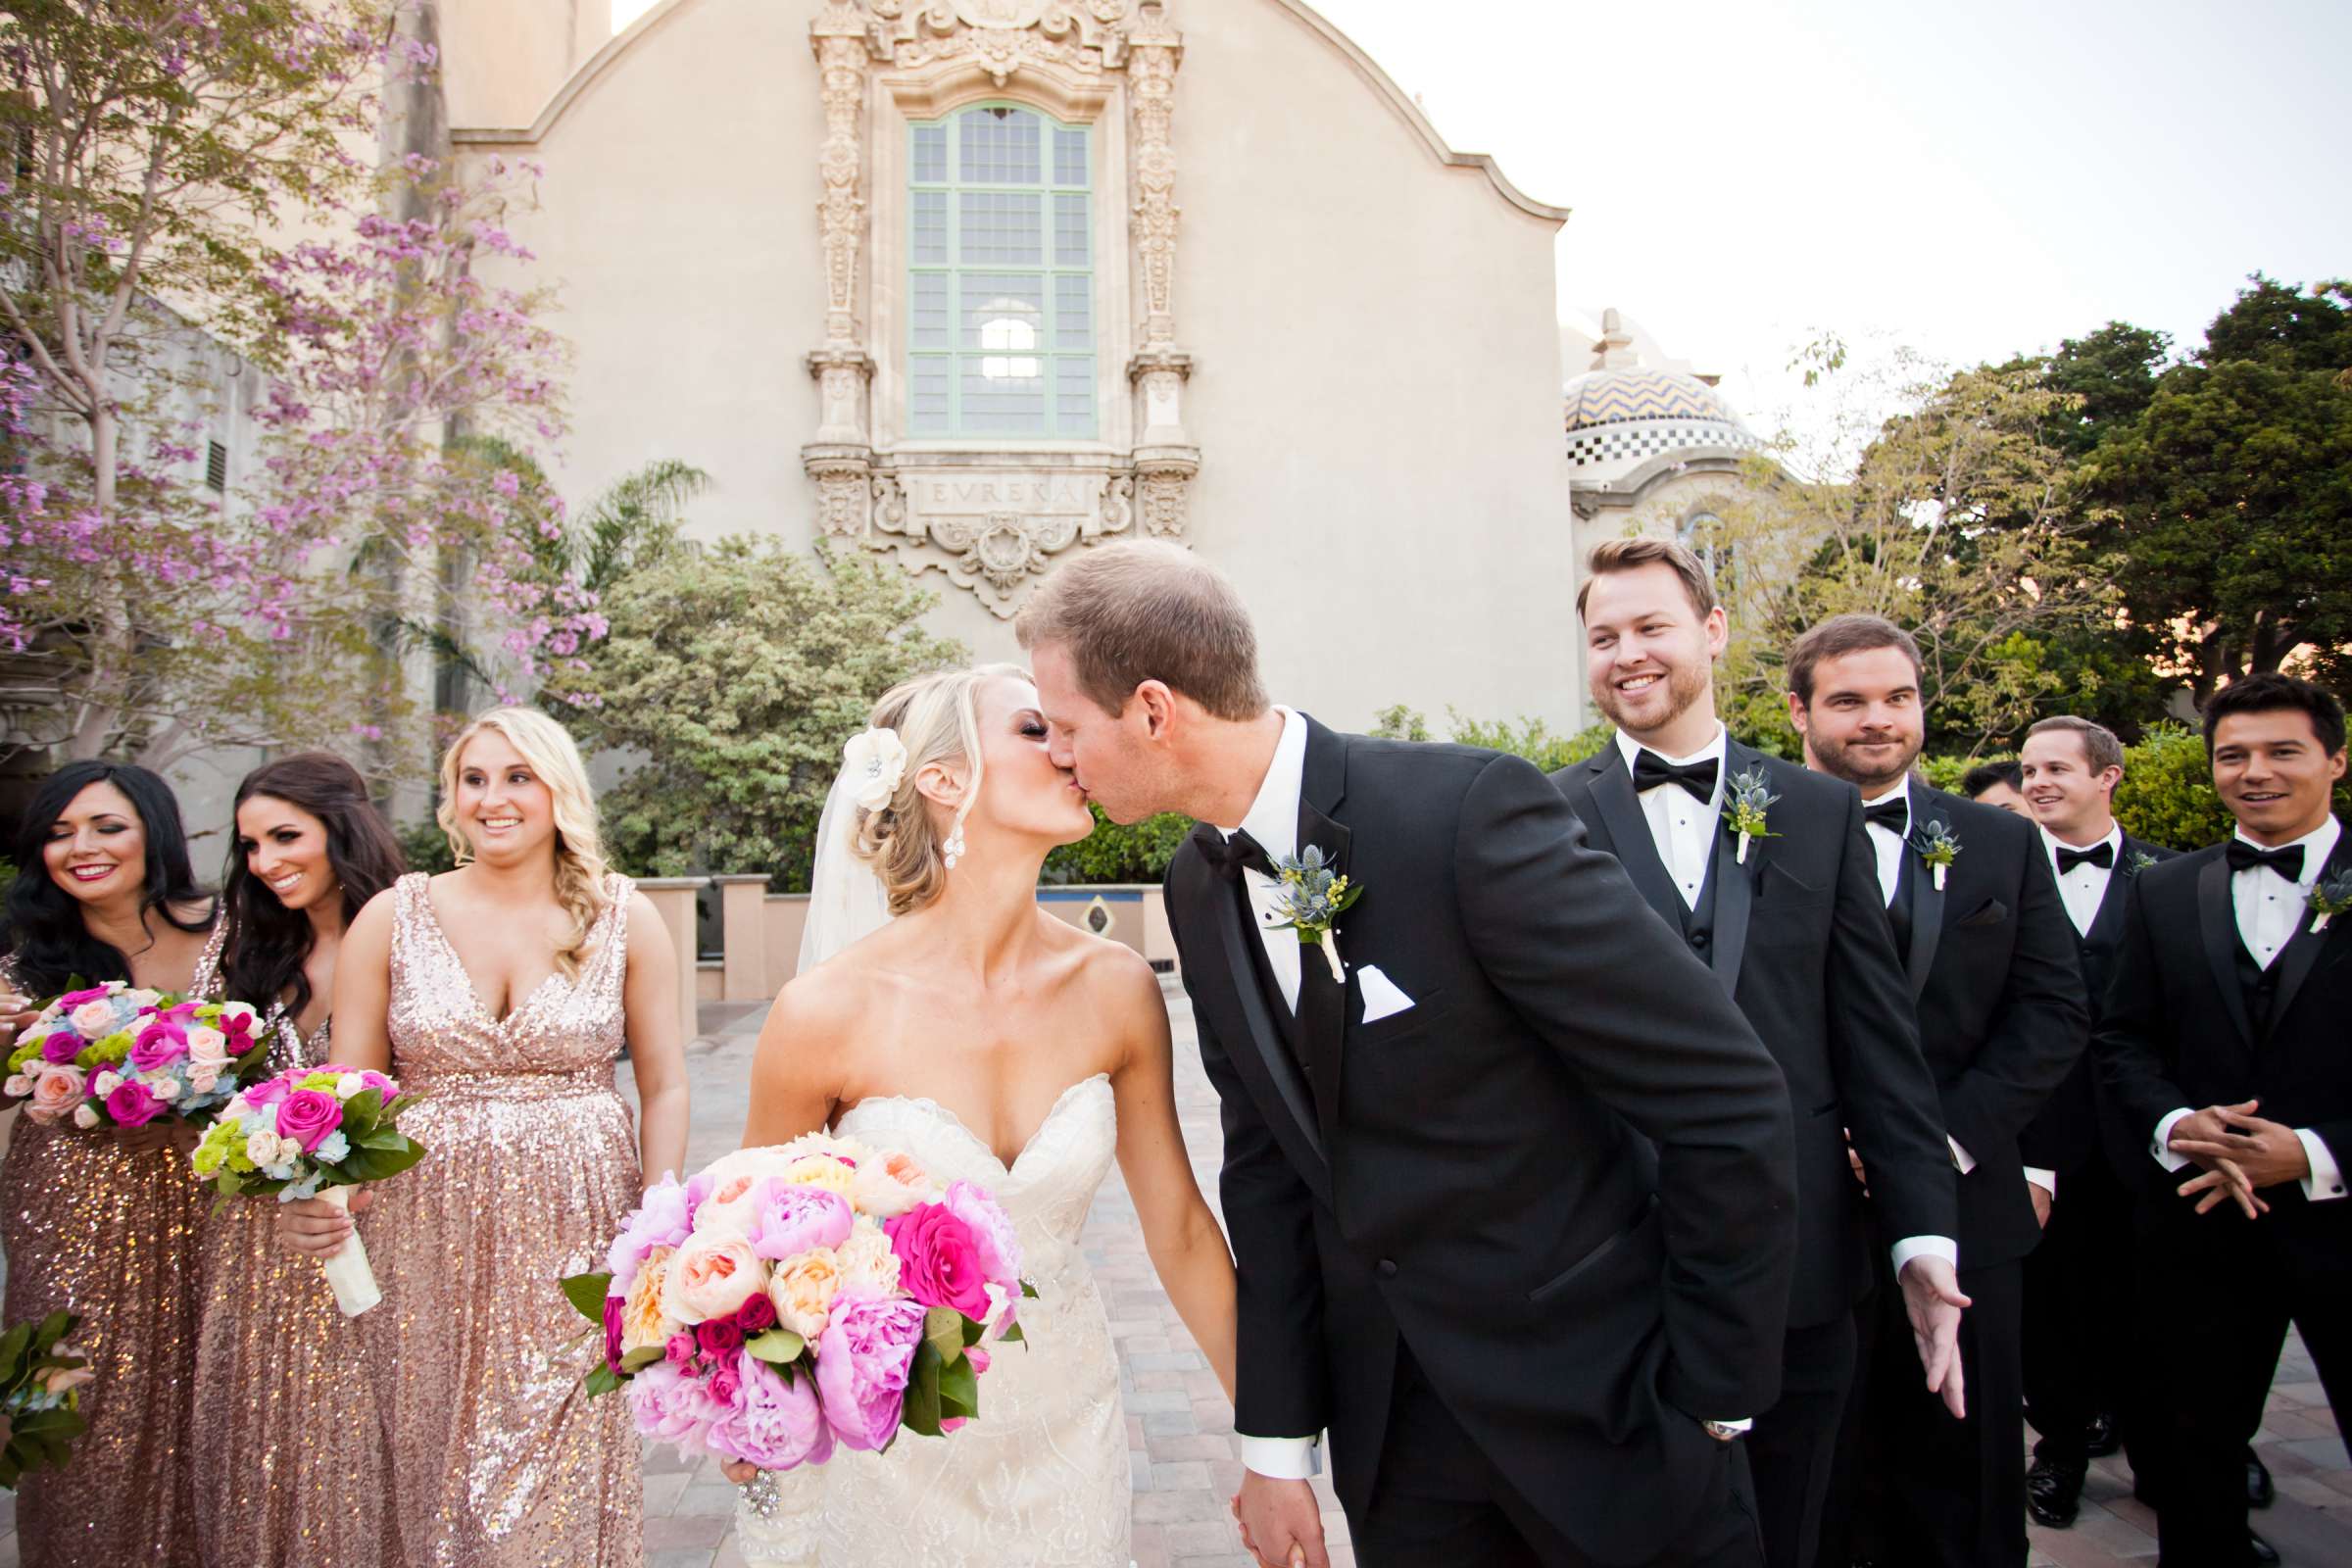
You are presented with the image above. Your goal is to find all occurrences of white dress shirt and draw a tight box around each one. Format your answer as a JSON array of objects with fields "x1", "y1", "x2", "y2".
[
  {"x1": 1617, "y1": 728, "x2": 1727, "y2": 910},
  {"x1": 2041, "y1": 822, "x2": 2122, "y2": 940},
  {"x1": 2151, "y1": 815, "x2": 2344, "y2": 1203}
]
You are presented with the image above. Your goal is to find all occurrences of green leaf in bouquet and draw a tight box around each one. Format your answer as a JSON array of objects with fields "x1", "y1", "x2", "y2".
[
  {"x1": 961, "y1": 1315, "x2": 983, "y2": 1348},
  {"x1": 344, "y1": 1088, "x2": 385, "y2": 1123},
  {"x1": 1021, "y1": 1280, "x2": 1040, "y2": 1299},
  {"x1": 583, "y1": 1365, "x2": 624, "y2": 1397},
  {"x1": 32, "y1": 1312, "x2": 74, "y2": 1352},
  {"x1": 997, "y1": 1320, "x2": 1025, "y2": 1346},
  {"x1": 0, "y1": 1322, "x2": 34, "y2": 1375},
  {"x1": 938, "y1": 1350, "x2": 979, "y2": 1421},
  {"x1": 352, "y1": 1128, "x2": 409, "y2": 1152},
  {"x1": 618, "y1": 1346, "x2": 664, "y2": 1374},
  {"x1": 559, "y1": 1271, "x2": 613, "y2": 1325},
  {"x1": 746, "y1": 1329, "x2": 806, "y2": 1365},
  {"x1": 923, "y1": 1306, "x2": 966, "y2": 1370},
  {"x1": 901, "y1": 1341, "x2": 944, "y2": 1438},
  {"x1": 333, "y1": 1138, "x2": 426, "y2": 1184},
  {"x1": 0, "y1": 1450, "x2": 21, "y2": 1489}
]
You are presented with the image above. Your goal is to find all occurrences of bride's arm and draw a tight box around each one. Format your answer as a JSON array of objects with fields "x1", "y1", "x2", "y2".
[
  {"x1": 741, "y1": 974, "x2": 847, "y2": 1148},
  {"x1": 1105, "y1": 952, "x2": 1240, "y2": 1405}
]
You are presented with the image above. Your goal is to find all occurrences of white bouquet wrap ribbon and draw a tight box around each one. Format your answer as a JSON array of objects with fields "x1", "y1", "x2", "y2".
[{"x1": 318, "y1": 1185, "x2": 382, "y2": 1317}]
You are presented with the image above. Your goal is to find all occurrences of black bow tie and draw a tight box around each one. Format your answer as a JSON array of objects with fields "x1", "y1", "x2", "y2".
[
  {"x1": 2227, "y1": 840, "x2": 2305, "y2": 881},
  {"x1": 1632, "y1": 751, "x2": 1719, "y2": 804},
  {"x1": 2056, "y1": 842, "x2": 2115, "y2": 875},
  {"x1": 1193, "y1": 823, "x2": 1277, "y2": 884},
  {"x1": 1863, "y1": 798, "x2": 1909, "y2": 835}
]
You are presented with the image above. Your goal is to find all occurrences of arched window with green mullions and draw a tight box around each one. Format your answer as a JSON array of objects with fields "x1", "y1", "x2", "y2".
[{"x1": 907, "y1": 102, "x2": 1094, "y2": 440}]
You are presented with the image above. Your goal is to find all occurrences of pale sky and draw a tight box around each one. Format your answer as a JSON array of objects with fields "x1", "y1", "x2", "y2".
[{"x1": 1311, "y1": 0, "x2": 2351, "y2": 437}]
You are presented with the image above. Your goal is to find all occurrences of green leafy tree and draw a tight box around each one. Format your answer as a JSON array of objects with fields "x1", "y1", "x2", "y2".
[
  {"x1": 2198, "y1": 275, "x2": 2352, "y2": 372},
  {"x1": 1041, "y1": 807, "x2": 1195, "y2": 885},
  {"x1": 564, "y1": 543, "x2": 961, "y2": 888}
]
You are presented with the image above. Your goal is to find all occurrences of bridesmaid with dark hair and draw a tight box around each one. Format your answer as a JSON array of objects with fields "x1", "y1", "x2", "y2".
[
  {"x1": 0, "y1": 760, "x2": 217, "y2": 1568},
  {"x1": 189, "y1": 752, "x2": 406, "y2": 1568}
]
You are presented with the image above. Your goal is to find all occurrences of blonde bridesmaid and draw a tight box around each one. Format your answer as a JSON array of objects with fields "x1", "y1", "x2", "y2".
[
  {"x1": 191, "y1": 753, "x2": 406, "y2": 1567},
  {"x1": 280, "y1": 707, "x2": 688, "y2": 1566},
  {"x1": 0, "y1": 762, "x2": 217, "y2": 1567}
]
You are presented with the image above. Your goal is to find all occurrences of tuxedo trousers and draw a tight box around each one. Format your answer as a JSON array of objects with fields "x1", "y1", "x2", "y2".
[
  {"x1": 1351, "y1": 1342, "x2": 1764, "y2": 1568},
  {"x1": 1848, "y1": 1256, "x2": 2028, "y2": 1568},
  {"x1": 2140, "y1": 1208, "x2": 2352, "y2": 1565},
  {"x1": 1747, "y1": 1314, "x2": 1858, "y2": 1568},
  {"x1": 2023, "y1": 1162, "x2": 2132, "y2": 1471}
]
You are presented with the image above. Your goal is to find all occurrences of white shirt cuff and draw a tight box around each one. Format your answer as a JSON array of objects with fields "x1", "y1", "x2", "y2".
[
  {"x1": 2023, "y1": 1167, "x2": 2057, "y2": 1199},
  {"x1": 2296, "y1": 1129, "x2": 2344, "y2": 1202},
  {"x1": 1707, "y1": 1417, "x2": 1754, "y2": 1435},
  {"x1": 1946, "y1": 1136, "x2": 1977, "y2": 1175},
  {"x1": 1239, "y1": 1434, "x2": 1322, "y2": 1480},
  {"x1": 1890, "y1": 1235, "x2": 1959, "y2": 1278},
  {"x1": 2153, "y1": 1106, "x2": 2195, "y2": 1173}
]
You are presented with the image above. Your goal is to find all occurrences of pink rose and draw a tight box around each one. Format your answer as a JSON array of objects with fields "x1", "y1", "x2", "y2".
[
  {"x1": 712, "y1": 1350, "x2": 835, "y2": 1471},
  {"x1": 244, "y1": 1074, "x2": 292, "y2": 1109},
  {"x1": 184, "y1": 1026, "x2": 230, "y2": 1067},
  {"x1": 68, "y1": 1000, "x2": 118, "y2": 1036},
  {"x1": 734, "y1": 1293, "x2": 778, "y2": 1335},
  {"x1": 625, "y1": 1360, "x2": 724, "y2": 1452},
  {"x1": 273, "y1": 1088, "x2": 343, "y2": 1152},
  {"x1": 746, "y1": 1183, "x2": 854, "y2": 1263},
  {"x1": 105, "y1": 1079, "x2": 163, "y2": 1128},
  {"x1": 38, "y1": 1030, "x2": 84, "y2": 1066},
  {"x1": 24, "y1": 1065, "x2": 85, "y2": 1127},
  {"x1": 697, "y1": 1317, "x2": 745, "y2": 1358},
  {"x1": 603, "y1": 1296, "x2": 627, "y2": 1375},
  {"x1": 664, "y1": 1333, "x2": 697, "y2": 1370},
  {"x1": 941, "y1": 1181, "x2": 1024, "y2": 1294},
  {"x1": 814, "y1": 1293, "x2": 927, "y2": 1451},
  {"x1": 884, "y1": 1201, "x2": 992, "y2": 1321},
  {"x1": 663, "y1": 1235, "x2": 767, "y2": 1325},
  {"x1": 59, "y1": 986, "x2": 110, "y2": 1008},
  {"x1": 707, "y1": 1358, "x2": 745, "y2": 1410},
  {"x1": 127, "y1": 1022, "x2": 187, "y2": 1073}
]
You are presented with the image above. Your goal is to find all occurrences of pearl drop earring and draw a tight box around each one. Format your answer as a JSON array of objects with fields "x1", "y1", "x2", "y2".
[{"x1": 942, "y1": 825, "x2": 966, "y2": 870}]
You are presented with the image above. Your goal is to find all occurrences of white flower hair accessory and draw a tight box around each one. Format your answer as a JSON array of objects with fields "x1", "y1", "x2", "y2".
[{"x1": 843, "y1": 727, "x2": 908, "y2": 813}]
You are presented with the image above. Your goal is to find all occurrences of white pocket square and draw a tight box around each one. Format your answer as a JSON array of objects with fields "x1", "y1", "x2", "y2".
[{"x1": 1356, "y1": 964, "x2": 1415, "y2": 1023}]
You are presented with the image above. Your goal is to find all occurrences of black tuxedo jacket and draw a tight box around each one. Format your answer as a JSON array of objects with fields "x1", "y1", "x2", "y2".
[
  {"x1": 1166, "y1": 719, "x2": 1797, "y2": 1564},
  {"x1": 1552, "y1": 741, "x2": 1955, "y2": 1327},
  {"x1": 2094, "y1": 825, "x2": 2352, "y2": 1249},
  {"x1": 2017, "y1": 832, "x2": 2176, "y2": 1178},
  {"x1": 1891, "y1": 781, "x2": 2089, "y2": 1269}
]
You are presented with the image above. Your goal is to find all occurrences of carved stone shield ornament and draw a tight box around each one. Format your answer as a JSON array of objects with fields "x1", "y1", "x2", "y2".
[{"x1": 951, "y1": 0, "x2": 1047, "y2": 28}]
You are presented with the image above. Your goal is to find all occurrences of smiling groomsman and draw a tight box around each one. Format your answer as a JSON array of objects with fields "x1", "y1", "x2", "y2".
[
  {"x1": 2093, "y1": 673, "x2": 2352, "y2": 1568},
  {"x1": 1786, "y1": 614, "x2": 2087, "y2": 1568},
  {"x1": 2012, "y1": 717, "x2": 2175, "y2": 1529},
  {"x1": 1556, "y1": 543, "x2": 1961, "y2": 1568}
]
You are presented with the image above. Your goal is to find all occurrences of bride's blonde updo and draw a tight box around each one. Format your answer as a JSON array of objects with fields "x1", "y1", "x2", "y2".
[{"x1": 853, "y1": 663, "x2": 1027, "y2": 916}]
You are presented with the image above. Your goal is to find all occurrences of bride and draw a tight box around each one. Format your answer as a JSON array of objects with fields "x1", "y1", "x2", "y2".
[{"x1": 723, "y1": 663, "x2": 1241, "y2": 1566}]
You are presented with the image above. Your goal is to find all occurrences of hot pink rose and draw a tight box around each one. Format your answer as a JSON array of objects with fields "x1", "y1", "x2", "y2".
[
  {"x1": 127, "y1": 1022, "x2": 187, "y2": 1073},
  {"x1": 697, "y1": 1317, "x2": 745, "y2": 1358},
  {"x1": 734, "y1": 1293, "x2": 778, "y2": 1335},
  {"x1": 814, "y1": 1293, "x2": 927, "y2": 1451},
  {"x1": 105, "y1": 1079, "x2": 163, "y2": 1128},
  {"x1": 243, "y1": 1074, "x2": 292, "y2": 1109},
  {"x1": 746, "y1": 1183, "x2": 854, "y2": 1263},
  {"x1": 711, "y1": 1349, "x2": 835, "y2": 1472},
  {"x1": 663, "y1": 1333, "x2": 697, "y2": 1371},
  {"x1": 884, "y1": 1201, "x2": 992, "y2": 1321},
  {"x1": 38, "y1": 1029, "x2": 84, "y2": 1066},
  {"x1": 273, "y1": 1088, "x2": 344, "y2": 1152},
  {"x1": 59, "y1": 986, "x2": 110, "y2": 1008},
  {"x1": 602, "y1": 1296, "x2": 627, "y2": 1375}
]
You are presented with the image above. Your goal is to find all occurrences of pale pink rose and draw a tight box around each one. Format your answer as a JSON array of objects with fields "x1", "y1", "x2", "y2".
[
  {"x1": 71, "y1": 1105, "x2": 98, "y2": 1130},
  {"x1": 620, "y1": 1245, "x2": 680, "y2": 1352},
  {"x1": 764, "y1": 1249, "x2": 845, "y2": 1343},
  {"x1": 852, "y1": 1150, "x2": 931, "y2": 1218},
  {"x1": 834, "y1": 1217, "x2": 903, "y2": 1298},
  {"x1": 68, "y1": 1000, "x2": 118, "y2": 1036},
  {"x1": 91, "y1": 1070, "x2": 122, "y2": 1099},
  {"x1": 187, "y1": 1064, "x2": 220, "y2": 1097},
  {"x1": 662, "y1": 1235, "x2": 767, "y2": 1326},
  {"x1": 184, "y1": 1026, "x2": 230, "y2": 1067},
  {"x1": 25, "y1": 1065, "x2": 85, "y2": 1126},
  {"x1": 151, "y1": 1076, "x2": 183, "y2": 1102},
  {"x1": 38, "y1": 1365, "x2": 92, "y2": 1396},
  {"x1": 4, "y1": 1075, "x2": 30, "y2": 1099},
  {"x1": 693, "y1": 1173, "x2": 771, "y2": 1240}
]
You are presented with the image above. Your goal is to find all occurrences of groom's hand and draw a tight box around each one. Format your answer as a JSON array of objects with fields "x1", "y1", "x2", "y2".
[
  {"x1": 1897, "y1": 1253, "x2": 1972, "y2": 1421},
  {"x1": 1233, "y1": 1471, "x2": 1328, "y2": 1568}
]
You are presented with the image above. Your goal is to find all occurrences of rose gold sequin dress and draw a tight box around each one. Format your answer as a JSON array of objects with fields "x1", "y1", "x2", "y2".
[
  {"x1": 0, "y1": 936, "x2": 217, "y2": 1568},
  {"x1": 359, "y1": 872, "x2": 643, "y2": 1567},
  {"x1": 188, "y1": 935, "x2": 393, "y2": 1567}
]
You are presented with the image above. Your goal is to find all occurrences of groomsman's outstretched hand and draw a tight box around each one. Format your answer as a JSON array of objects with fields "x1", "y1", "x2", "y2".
[{"x1": 1898, "y1": 1254, "x2": 1973, "y2": 1421}]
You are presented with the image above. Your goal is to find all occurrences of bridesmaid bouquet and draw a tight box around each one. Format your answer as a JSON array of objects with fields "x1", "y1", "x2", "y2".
[
  {"x1": 190, "y1": 1064, "x2": 428, "y2": 1318},
  {"x1": 0, "y1": 1311, "x2": 92, "y2": 1489},
  {"x1": 3, "y1": 983, "x2": 270, "y2": 1130},
  {"x1": 561, "y1": 1134, "x2": 1035, "y2": 1471}
]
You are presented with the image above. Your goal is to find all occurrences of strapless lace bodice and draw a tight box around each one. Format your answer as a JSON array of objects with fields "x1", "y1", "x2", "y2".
[{"x1": 738, "y1": 1074, "x2": 1132, "y2": 1568}]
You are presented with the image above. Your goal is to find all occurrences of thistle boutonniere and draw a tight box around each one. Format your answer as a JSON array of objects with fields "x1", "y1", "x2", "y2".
[
  {"x1": 1267, "y1": 845, "x2": 1362, "y2": 984},
  {"x1": 2310, "y1": 871, "x2": 2352, "y2": 935},
  {"x1": 2126, "y1": 850, "x2": 2160, "y2": 878},
  {"x1": 1723, "y1": 766, "x2": 1781, "y2": 864},
  {"x1": 1909, "y1": 818, "x2": 1962, "y2": 892}
]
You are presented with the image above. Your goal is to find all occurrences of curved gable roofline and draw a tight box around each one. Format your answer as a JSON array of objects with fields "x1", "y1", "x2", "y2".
[{"x1": 451, "y1": 0, "x2": 1570, "y2": 225}]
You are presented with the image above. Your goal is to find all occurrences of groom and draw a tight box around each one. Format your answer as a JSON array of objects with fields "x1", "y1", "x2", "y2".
[{"x1": 1019, "y1": 542, "x2": 1800, "y2": 1568}]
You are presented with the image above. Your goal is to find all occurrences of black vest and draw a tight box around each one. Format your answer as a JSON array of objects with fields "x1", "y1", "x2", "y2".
[
  {"x1": 1886, "y1": 848, "x2": 1916, "y2": 963},
  {"x1": 2235, "y1": 930, "x2": 2279, "y2": 1038},
  {"x1": 1674, "y1": 854, "x2": 1721, "y2": 960}
]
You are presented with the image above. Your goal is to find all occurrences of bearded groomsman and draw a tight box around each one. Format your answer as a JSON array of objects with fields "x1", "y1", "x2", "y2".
[
  {"x1": 1787, "y1": 614, "x2": 2087, "y2": 1568},
  {"x1": 2094, "y1": 673, "x2": 2352, "y2": 1568},
  {"x1": 1554, "y1": 544, "x2": 1961, "y2": 1568},
  {"x1": 2012, "y1": 717, "x2": 2175, "y2": 1528}
]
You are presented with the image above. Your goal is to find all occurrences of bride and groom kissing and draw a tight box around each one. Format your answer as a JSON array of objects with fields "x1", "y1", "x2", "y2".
[{"x1": 732, "y1": 539, "x2": 1798, "y2": 1568}]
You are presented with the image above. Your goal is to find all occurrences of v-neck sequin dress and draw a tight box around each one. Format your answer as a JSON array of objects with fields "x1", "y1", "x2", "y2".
[
  {"x1": 0, "y1": 933, "x2": 217, "y2": 1568},
  {"x1": 359, "y1": 872, "x2": 644, "y2": 1567},
  {"x1": 187, "y1": 932, "x2": 394, "y2": 1567}
]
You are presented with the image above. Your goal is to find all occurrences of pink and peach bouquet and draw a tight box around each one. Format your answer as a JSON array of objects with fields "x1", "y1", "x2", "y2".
[
  {"x1": 561, "y1": 1133, "x2": 1034, "y2": 1470},
  {"x1": 3, "y1": 982, "x2": 269, "y2": 1130}
]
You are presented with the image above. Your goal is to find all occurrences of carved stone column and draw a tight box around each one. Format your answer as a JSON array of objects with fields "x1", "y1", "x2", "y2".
[
  {"x1": 1123, "y1": 2, "x2": 1198, "y2": 539},
  {"x1": 804, "y1": 2, "x2": 876, "y2": 525}
]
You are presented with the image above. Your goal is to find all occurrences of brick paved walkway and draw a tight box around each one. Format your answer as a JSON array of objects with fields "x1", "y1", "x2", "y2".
[{"x1": 0, "y1": 982, "x2": 2342, "y2": 1564}]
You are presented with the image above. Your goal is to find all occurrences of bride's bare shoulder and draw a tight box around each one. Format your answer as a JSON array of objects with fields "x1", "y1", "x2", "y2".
[
  {"x1": 757, "y1": 948, "x2": 883, "y2": 1065},
  {"x1": 1052, "y1": 922, "x2": 1164, "y2": 1027}
]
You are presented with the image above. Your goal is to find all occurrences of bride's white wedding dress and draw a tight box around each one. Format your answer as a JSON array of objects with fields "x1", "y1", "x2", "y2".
[{"x1": 734, "y1": 1072, "x2": 1131, "y2": 1567}]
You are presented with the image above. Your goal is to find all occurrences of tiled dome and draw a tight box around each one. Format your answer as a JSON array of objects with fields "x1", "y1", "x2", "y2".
[{"x1": 1563, "y1": 367, "x2": 1742, "y2": 433}]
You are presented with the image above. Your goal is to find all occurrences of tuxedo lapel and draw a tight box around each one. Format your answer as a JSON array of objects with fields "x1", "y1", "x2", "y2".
[
  {"x1": 2263, "y1": 827, "x2": 2351, "y2": 1035},
  {"x1": 1297, "y1": 720, "x2": 1353, "y2": 1134},
  {"x1": 1903, "y1": 780, "x2": 1946, "y2": 1000},
  {"x1": 1706, "y1": 741, "x2": 1764, "y2": 999},
  {"x1": 1584, "y1": 747, "x2": 1685, "y2": 923},
  {"x1": 2086, "y1": 842, "x2": 2138, "y2": 951},
  {"x1": 2197, "y1": 853, "x2": 2257, "y2": 1049},
  {"x1": 1198, "y1": 875, "x2": 1327, "y2": 1167}
]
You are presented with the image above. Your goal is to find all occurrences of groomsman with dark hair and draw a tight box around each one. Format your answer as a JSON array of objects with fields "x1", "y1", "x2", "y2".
[
  {"x1": 1962, "y1": 760, "x2": 2028, "y2": 816},
  {"x1": 1556, "y1": 543, "x2": 1961, "y2": 1568},
  {"x1": 2094, "y1": 672, "x2": 2352, "y2": 1568},
  {"x1": 2012, "y1": 716, "x2": 2174, "y2": 1527},
  {"x1": 1786, "y1": 614, "x2": 2087, "y2": 1568}
]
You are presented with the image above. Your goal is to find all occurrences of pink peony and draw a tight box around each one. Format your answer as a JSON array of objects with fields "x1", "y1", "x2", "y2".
[
  {"x1": 814, "y1": 1293, "x2": 927, "y2": 1451},
  {"x1": 274, "y1": 1088, "x2": 344, "y2": 1152},
  {"x1": 941, "y1": 1181, "x2": 1024, "y2": 1294},
  {"x1": 712, "y1": 1350, "x2": 835, "y2": 1471},
  {"x1": 105, "y1": 1079, "x2": 163, "y2": 1128},
  {"x1": 746, "y1": 1183, "x2": 854, "y2": 1263},
  {"x1": 884, "y1": 1201, "x2": 992, "y2": 1321},
  {"x1": 626, "y1": 1360, "x2": 724, "y2": 1452},
  {"x1": 607, "y1": 1175, "x2": 696, "y2": 1294}
]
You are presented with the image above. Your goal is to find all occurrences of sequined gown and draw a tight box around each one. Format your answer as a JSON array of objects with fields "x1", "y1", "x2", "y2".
[
  {"x1": 361, "y1": 872, "x2": 644, "y2": 1567},
  {"x1": 188, "y1": 937, "x2": 393, "y2": 1567},
  {"x1": 735, "y1": 1073, "x2": 1130, "y2": 1568},
  {"x1": 0, "y1": 936, "x2": 218, "y2": 1568}
]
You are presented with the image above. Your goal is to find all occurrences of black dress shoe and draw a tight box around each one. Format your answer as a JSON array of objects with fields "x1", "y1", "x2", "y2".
[
  {"x1": 2028, "y1": 1456, "x2": 2086, "y2": 1528},
  {"x1": 2248, "y1": 1526, "x2": 2280, "y2": 1565},
  {"x1": 2247, "y1": 1449, "x2": 2276, "y2": 1510},
  {"x1": 2084, "y1": 1410, "x2": 2121, "y2": 1458}
]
